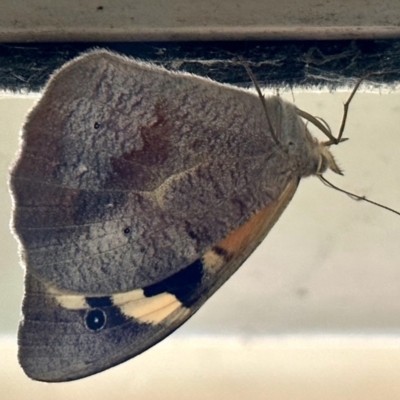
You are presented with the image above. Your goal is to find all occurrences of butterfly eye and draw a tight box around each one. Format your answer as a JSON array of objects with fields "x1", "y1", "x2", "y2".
[{"x1": 85, "y1": 309, "x2": 107, "y2": 331}]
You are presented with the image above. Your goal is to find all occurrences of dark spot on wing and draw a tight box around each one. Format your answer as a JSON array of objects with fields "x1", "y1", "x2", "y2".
[
  {"x1": 84, "y1": 296, "x2": 130, "y2": 331},
  {"x1": 143, "y1": 259, "x2": 204, "y2": 307},
  {"x1": 212, "y1": 246, "x2": 232, "y2": 262},
  {"x1": 85, "y1": 309, "x2": 106, "y2": 331},
  {"x1": 86, "y1": 296, "x2": 113, "y2": 308}
]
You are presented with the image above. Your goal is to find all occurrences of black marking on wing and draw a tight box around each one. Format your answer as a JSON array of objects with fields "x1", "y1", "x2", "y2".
[
  {"x1": 84, "y1": 296, "x2": 129, "y2": 331},
  {"x1": 86, "y1": 296, "x2": 113, "y2": 308},
  {"x1": 143, "y1": 258, "x2": 204, "y2": 307},
  {"x1": 212, "y1": 245, "x2": 232, "y2": 262},
  {"x1": 85, "y1": 309, "x2": 106, "y2": 331}
]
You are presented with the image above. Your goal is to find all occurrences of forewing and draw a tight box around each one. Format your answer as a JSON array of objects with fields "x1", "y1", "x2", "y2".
[{"x1": 10, "y1": 51, "x2": 295, "y2": 294}]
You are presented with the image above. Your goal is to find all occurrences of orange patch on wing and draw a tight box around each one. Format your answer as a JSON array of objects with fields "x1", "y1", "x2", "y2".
[{"x1": 217, "y1": 179, "x2": 299, "y2": 256}]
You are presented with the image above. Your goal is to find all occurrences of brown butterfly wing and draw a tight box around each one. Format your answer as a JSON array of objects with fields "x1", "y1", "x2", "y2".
[
  {"x1": 10, "y1": 51, "x2": 299, "y2": 295},
  {"x1": 18, "y1": 179, "x2": 298, "y2": 382}
]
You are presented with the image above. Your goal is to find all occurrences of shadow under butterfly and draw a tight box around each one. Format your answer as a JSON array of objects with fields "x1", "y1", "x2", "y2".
[{"x1": 10, "y1": 50, "x2": 349, "y2": 382}]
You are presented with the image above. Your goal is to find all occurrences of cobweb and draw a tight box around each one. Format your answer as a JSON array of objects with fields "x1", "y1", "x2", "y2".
[{"x1": 1, "y1": 40, "x2": 400, "y2": 92}]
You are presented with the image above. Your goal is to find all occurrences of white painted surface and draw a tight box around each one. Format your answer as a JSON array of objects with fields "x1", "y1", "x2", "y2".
[
  {"x1": 0, "y1": 0, "x2": 400, "y2": 41},
  {"x1": 2, "y1": 336, "x2": 400, "y2": 399}
]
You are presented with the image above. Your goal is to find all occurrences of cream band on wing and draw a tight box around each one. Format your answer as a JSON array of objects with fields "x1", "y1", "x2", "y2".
[
  {"x1": 48, "y1": 284, "x2": 189, "y2": 325},
  {"x1": 119, "y1": 292, "x2": 188, "y2": 324},
  {"x1": 48, "y1": 286, "x2": 87, "y2": 310}
]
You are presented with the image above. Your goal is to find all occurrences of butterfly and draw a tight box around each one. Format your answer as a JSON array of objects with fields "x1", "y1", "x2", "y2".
[{"x1": 10, "y1": 50, "x2": 343, "y2": 381}]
